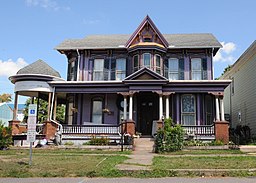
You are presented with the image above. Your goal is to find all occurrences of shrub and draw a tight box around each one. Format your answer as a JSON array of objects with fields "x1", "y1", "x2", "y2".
[
  {"x1": 0, "y1": 121, "x2": 12, "y2": 150},
  {"x1": 87, "y1": 136, "x2": 109, "y2": 146},
  {"x1": 155, "y1": 118, "x2": 184, "y2": 153},
  {"x1": 64, "y1": 141, "x2": 74, "y2": 146},
  {"x1": 209, "y1": 140, "x2": 224, "y2": 146}
]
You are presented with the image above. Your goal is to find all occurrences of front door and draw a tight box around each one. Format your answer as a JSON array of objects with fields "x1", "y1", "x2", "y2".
[{"x1": 137, "y1": 93, "x2": 158, "y2": 135}]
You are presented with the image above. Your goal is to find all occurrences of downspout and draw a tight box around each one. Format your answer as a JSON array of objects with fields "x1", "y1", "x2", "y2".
[{"x1": 76, "y1": 49, "x2": 80, "y2": 81}]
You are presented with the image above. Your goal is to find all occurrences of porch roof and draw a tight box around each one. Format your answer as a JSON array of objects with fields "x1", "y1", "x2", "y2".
[{"x1": 48, "y1": 80, "x2": 231, "y2": 93}]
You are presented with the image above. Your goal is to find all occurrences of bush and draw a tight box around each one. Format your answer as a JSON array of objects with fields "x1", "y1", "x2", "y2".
[
  {"x1": 0, "y1": 121, "x2": 12, "y2": 150},
  {"x1": 87, "y1": 136, "x2": 109, "y2": 146},
  {"x1": 155, "y1": 118, "x2": 184, "y2": 153}
]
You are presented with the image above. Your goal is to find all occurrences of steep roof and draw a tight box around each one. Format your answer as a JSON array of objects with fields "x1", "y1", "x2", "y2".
[
  {"x1": 55, "y1": 33, "x2": 221, "y2": 50},
  {"x1": 17, "y1": 59, "x2": 61, "y2": 78}
]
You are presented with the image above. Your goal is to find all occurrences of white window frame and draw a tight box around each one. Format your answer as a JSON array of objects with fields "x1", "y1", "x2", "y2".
[
  {"x1": 93, "y1": 59, "x2": 104, "y2": 81},
  {"x1": 116, "y1": 58, "x2": 126, "y2": 81},
  {"x1": 168, "y1": 58, "x2": 179, "y2": 80},
  {"x1": 181, "y1": 94, "x2": 196, "y2": 125},
  {"x1": 191, "y1": 58, "x2": 202, "y2": 80}
]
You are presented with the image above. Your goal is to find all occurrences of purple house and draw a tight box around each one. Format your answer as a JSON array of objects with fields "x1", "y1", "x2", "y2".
[{"x1": 9, "y1": 16, "x2": 231, "y2": 145}]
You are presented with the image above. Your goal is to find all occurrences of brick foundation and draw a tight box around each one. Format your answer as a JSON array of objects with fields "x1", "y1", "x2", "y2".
[
  {"x1": 215, "y1": 121, "x2": 229, "y2": 144},
  {"x1": 124, "y1": 120, "x2": 135, "y2": 136},
  {"x1": 8, "y1": 120, "x2": 21, "y2": 135},
  {"x1": 43, "y1": 121, "x2": 58, "y2": 140}
]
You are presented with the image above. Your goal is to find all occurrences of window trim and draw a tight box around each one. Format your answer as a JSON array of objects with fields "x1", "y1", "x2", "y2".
[{"x1": 181, "y1": 94, "x2": 196, "y2": 125}]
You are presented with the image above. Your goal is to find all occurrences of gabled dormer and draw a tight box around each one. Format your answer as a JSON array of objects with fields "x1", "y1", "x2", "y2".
[{"x1": 126, "y1": 15, "x2": 168, "y2": 51}]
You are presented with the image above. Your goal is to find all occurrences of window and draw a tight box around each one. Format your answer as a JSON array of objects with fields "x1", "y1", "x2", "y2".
[
  {"x1": 116, "y1": 58, "x2": 126, "y2": 80},
  {"x1": 92, "y1": 100, "x2": 103, "y2": 124},
  {"x1": 181, "y1": 95, "x2": 196, "y2": 125},
  {"x1": 133, "y1": 55, "x2": 139, "y2": 72},
  {"x1": 143, "y1": 53, "x2": 151, "y2": 68},
  {"x1": 191, "y1": 58, "x2": 207, "y2": 80},
  {"x1": 191, "y1": 58, "x2": 202, "y2": 80},
  {"x1": 167, "y1": 58, "x2": 184, "y2": 80},
  {"x1": 93, "y1": 59, "x2": 104, "y2": 81},
  {"x1": 231, "y1": 77, "x2": 234, "y2": 95},
  {"x1": 155, "y1": 55, "x2": 161, "y2": 74}
]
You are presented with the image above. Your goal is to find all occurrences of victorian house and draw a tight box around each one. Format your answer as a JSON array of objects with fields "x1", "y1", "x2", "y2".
[{"x1": 9, "y1": 16, "x2": 231, "y2": 145}]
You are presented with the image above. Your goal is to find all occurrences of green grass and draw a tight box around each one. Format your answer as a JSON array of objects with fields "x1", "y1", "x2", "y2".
[
  {"x1": 159, "y1": 149, "x2": 244, "y2": 155},
  {"x1": 0, "y1": 149, "x2": 128, "y2": 177},
  {"x1": 153, "y1": 156, "x2": 256, "y2": 169}
]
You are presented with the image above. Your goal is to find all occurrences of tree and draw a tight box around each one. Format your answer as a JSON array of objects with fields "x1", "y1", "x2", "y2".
[
  {"x1": 23, "y1": 98, "x2": 65, "y2": 123},
  {"x1": 215, "y1": 65, "x2": 232, "y2": 80},
  {"x1": 0, "y1": 93, "x2": 12, "y2": 103}
]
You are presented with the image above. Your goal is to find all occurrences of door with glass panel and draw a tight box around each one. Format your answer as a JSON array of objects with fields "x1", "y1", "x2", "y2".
[{"x1": 181, "y1": 95, "x2": 196, "y2": 125}]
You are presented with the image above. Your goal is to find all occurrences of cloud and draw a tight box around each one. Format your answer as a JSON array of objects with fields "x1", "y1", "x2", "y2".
[
  {"x1": 25, "y1": 0, "x2": 70, "y2": 11},
  {"x1": 213, "y1": 42, "x2": 236, "y2": 63},
  {"x1": 0, "y1": 58, "x2": 28, "y2": 77}
]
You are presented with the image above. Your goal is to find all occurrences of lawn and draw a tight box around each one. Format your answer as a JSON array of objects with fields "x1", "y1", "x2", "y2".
[
  {"x1": 0, "y1": 149, "x2": 128, "y2": 177},
  {"x1": 153, "y1": 156, "x2": 256, "y2": 169},
  {"x1": 159, "y1": 149, "x2": 244, "y2": 155}
]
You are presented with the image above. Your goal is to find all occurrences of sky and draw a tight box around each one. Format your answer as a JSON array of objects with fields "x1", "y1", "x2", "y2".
[{"x1": 0, "y1": 0, "x2": 255, "y2": 103}]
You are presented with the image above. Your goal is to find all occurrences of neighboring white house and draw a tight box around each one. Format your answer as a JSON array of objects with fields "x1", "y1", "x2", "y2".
[
  {"x1": 221, "y1": 40, "x2": 256, "y2": 136},
  {"x1": 0, "y1": 103, "x2": 25, "y2": 126}
]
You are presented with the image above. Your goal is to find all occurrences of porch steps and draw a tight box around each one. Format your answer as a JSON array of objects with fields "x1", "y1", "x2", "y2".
[{"x1": 133, "y1": 137, "x2": 155, "y2": 152}]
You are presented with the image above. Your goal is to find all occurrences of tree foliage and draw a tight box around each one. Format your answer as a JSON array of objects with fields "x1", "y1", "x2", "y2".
[
  {"x1": 23, "y1": 98, "x2": 65, "y2": 123},
  {"x1": 0, "y1": 93, "x2": 12, "y2": 103},
  {"x1": 0, "y1": 120, "x2": 12, "y2": 150}
]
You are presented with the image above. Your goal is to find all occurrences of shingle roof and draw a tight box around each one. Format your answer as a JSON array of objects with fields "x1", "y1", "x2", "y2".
[
  {"x1": 17, "y1": 59, "x2": 61, "y2": 78},
  {"x1": 55, "y1": 33, "x2": 222, "y2": 50}
]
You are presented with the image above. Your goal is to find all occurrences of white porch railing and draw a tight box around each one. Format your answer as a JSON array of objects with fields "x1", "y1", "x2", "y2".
[
  {"x1": 62, "y1": 124, "x2": 122, "y2": 135},
  {"x1": 182, "y1": 125, "x2": 215, "y2": 136}
]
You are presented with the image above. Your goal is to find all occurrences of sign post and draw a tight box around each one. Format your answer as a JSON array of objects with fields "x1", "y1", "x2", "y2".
[{"x1": 27, "y1": 104, "x2": 37, "y2": 166}]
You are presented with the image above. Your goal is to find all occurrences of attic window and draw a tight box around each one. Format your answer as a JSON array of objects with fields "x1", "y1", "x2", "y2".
[{"x1": 143, "y1": 37, "x2": 152, "y2": 42}]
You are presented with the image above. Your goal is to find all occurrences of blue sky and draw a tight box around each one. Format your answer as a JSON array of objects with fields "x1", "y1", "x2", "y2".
[{"x1": 0, "y1": 0, "x2": 255, "y2": 103}]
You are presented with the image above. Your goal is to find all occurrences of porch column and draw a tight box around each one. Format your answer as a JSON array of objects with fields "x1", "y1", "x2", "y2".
[
  {"x1": 47, "y1": 92, "x2": 52, "y2": 121},
  {"x1": 53, "y1": 95, "x2": 57, "y2": 120},
  {"x1": 129, "y1": 94, "x2": 133, "y2": 120},
  {"x1": 123, "y1": 95, "x2": 127, "y2": 121},
  {"x1": 13, "y1": 92, "x2": 19, "y2": 120},
  {"x1": 215, "y1": 96, "x2": 220, "y2": 121},
  {"x1": 159, "y1": 94, "x2": 163, "y2": 120},
  {"x1": 220, "y1": 97, "x2": 225, "y2": 121},
  {"x1": 165, "y1": 95, "x2": 169, "y2": 119}
]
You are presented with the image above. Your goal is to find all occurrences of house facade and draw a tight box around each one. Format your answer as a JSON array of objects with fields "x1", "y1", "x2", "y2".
[
  {"x1": 9, "y1": 16, "x2": 231, "y2": 144},
  {"x1": 221, "y1": 41, "x2": 256, "y2": 137}
]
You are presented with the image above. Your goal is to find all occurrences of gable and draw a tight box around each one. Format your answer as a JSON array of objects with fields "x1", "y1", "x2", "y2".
[
  {"x1": 126, "y1": 15, "x2": 169, "y2": 48},
  {"x1": 124, "y1": 67, "x2": 167, "y2": 81}
]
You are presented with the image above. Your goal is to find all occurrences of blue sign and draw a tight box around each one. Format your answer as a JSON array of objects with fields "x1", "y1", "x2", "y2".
[{"x1": 30, "y1": 109, "x2": 35, "y2": 114}]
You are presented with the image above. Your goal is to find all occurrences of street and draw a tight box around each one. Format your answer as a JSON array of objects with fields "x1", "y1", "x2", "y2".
[{"x1": 0, "y1": 177, "x2": 256, "y2": 183}]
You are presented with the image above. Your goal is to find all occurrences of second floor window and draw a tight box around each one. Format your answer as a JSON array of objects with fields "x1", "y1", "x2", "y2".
[
  {"x1": 167, "y1": 58, "x2": 184, "y2": 80},
  {"x1": 143, "y1": 53, "x2": 151, "y2": 68},
  {"x1": 116, "y1": 58, "x2": 126, "y2": 81},
  {"x1": 133, "y1": 55, "x2": 139, "y2": 72},
  {"x1": 191, "y1": 58, "x2": 207, "y2": 80},
  {"x1": 93, "y1": 59, "x2": 104, "y2": 81},
  {"x1": 155, "y1": 55, "x2": 161, "y2": 74}
]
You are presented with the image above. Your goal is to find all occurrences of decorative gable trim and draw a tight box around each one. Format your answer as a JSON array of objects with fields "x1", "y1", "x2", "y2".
[
  {"x1": 125, "y1": 15, "x2": 169, "y2": 48},
  {"x1": 124, "y1": 67, "x2": 167, "y2": 81}
]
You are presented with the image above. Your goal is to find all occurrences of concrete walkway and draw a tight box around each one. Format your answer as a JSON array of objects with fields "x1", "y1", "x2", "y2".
[{"x1": 116, "y1": 138, "x2": 155, "y2": 170}]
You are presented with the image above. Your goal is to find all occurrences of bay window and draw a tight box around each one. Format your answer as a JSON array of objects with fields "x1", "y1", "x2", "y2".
[
  {"x1": 133, "y1": 55, "x2": 139, "y2": 72},
  {"x1": 143, "y1": 53, "x2": 151, "y2": 68},
  {"x1": 155, "y1": 54, "x2": 161, "y2": 74}
]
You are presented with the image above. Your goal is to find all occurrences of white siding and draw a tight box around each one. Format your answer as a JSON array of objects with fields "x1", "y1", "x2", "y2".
[{"x1": 226, "y1": 53, "x2": 256, "y2": 136}]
